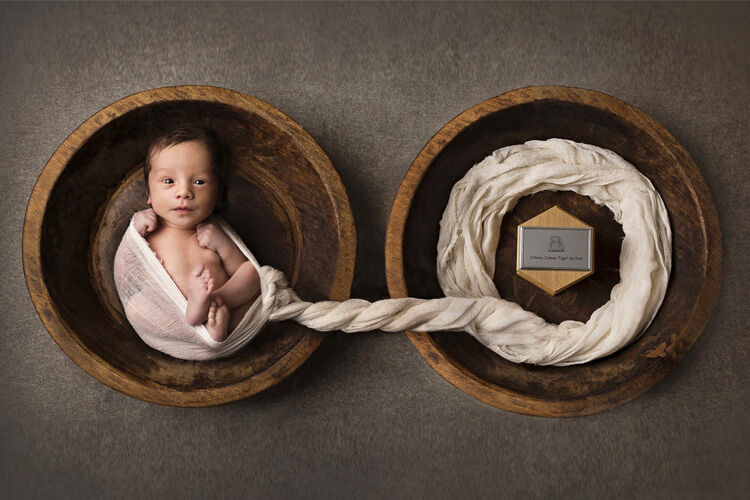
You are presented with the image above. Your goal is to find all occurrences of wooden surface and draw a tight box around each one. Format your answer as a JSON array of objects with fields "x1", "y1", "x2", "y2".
[
  {"x1": 23, "y1": 85, "x2": 356, "y2": 407},
  {"x1": 385, "y1": 86, "x2": 723, "y2": 417},
  {"x1": 516, "y1": 205, "x2": 595, "y2": 295}
]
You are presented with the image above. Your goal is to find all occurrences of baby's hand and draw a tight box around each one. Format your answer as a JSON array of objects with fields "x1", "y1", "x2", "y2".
[
  {"x1": 133, "y1": 208, "x2": 157, "y2": 236},
  {"x1": 196, "y1": 220, "x2": 231, "y2": 255}
]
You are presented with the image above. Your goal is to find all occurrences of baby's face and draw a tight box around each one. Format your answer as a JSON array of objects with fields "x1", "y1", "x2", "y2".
[{"x1": 146, "y1": 140, "x2": 219, "y2": 230}]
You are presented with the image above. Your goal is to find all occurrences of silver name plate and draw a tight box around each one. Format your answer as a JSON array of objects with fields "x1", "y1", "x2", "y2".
[{"x1": 518, "y1": 227, "x2": 592, "y2": 271}]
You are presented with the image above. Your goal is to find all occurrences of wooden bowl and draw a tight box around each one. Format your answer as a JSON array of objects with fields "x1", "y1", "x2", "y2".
[
  {"x1": 385, "y1": 86, "x2": 722, "y2": 417},
  {"x1": 23, "y1": 85, "x2": 356, "y2": 407}
]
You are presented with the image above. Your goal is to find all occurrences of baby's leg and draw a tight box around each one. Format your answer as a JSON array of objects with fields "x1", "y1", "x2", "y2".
[
  {"x1": 213, "y1": 261, "x2": 260, "y2": 309},
  {"x1": 205, "y1": 297, "x2": 230, "y2": 342},
  {"x1": 185, "y1": 264, "x2": 214, "y2": 326}
]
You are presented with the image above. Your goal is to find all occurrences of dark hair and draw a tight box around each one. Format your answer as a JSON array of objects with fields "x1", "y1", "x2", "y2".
[{"x1": 144, "y1": 125, "x2": 229, "y2": 211}]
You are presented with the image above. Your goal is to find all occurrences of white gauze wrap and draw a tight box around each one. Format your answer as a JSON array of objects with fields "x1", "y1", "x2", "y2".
[{"x1": 114, "y1": 139, "x2": 671, "y2": 365}]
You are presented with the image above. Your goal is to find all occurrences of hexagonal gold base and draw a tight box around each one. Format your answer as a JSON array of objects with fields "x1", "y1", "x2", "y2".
[{"x1": 516, "y1": 205, "x2": 594, "y2": 295}]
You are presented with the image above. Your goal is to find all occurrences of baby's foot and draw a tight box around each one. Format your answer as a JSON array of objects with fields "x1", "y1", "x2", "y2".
[
  {"x1": 185, "y1": 264, "x2": 214, "y2": 326},
  {"x1": 206, "y1": 297, "x2": 230, "y2": 342}
]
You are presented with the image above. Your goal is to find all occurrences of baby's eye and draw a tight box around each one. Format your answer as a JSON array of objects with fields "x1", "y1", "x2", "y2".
[
  {"x1": 162, "y1": 178, "x2": 174, "y2": 184},
  {"x1": 193, "y1": 179, "x2": 206, "y2": 185}
]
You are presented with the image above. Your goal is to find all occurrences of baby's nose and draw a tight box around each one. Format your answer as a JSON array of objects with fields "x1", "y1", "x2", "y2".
[{"x1": 176, "y1": 185, "x2": 193, "y2": 198}]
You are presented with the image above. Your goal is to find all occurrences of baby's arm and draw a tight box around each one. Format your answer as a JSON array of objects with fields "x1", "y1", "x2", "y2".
[
  {"x1": 196, "y1": 221, "x2": 246, "y2": 274},
  {"x1": 196, "y1": 221, "x2": 260, "y2": 308},
  {"x1": 133, "y1": 208, "x2": 158, "y2": 236}
]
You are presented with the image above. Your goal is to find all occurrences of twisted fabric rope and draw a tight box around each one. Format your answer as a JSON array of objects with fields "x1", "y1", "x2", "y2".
[{"x1": 262, "y1": 139, "x2": 672, "y2": 366}]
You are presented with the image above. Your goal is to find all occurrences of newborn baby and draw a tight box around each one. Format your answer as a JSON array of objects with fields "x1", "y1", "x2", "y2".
[{"x1": 132, "y1": 126, "x2": 260, "y2": 342}]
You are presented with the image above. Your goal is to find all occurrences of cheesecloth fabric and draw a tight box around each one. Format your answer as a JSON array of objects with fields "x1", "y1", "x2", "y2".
[{"x1": 114, "y1": 139, "x2": 672, "y2": 365}]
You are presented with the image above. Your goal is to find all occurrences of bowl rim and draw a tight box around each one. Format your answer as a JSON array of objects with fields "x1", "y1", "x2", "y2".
[
  {"x1": 23, "y1": 84, "x2": 356, "y2": 407},
  {"x1": 384, "y1": 85, "x2": 723, "y2": 417}
]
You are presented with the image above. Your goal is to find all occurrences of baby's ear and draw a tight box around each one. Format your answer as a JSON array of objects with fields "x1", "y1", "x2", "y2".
[{"x1": 146, "y1": 194, "x2": 151, "y2": 205}]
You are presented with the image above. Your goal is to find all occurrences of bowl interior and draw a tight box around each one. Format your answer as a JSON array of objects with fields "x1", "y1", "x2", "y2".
[
  {"x1": 402, "y1": 99, "x2": 704, "y2": 401},
  {"x1": 41, "y1": 99, "x2": 341, "y2": 391}
]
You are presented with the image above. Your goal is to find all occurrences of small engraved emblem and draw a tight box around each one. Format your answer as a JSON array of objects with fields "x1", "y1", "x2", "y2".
[{"x1": 548, "y1": 235, "x2": 564, "y2": 252}]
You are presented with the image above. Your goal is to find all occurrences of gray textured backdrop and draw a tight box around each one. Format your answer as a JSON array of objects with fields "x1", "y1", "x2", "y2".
[{"x1": 1, "y1": 2, "x2": 748, "y2": 498}]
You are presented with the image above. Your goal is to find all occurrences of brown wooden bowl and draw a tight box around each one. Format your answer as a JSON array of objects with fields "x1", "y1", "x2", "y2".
[
  {"x1": 385, "y1": 86, "x2": 722, "y2": 417},
  {"x1": 23, "y1": 85, "x2": 356, "y2": 407}
]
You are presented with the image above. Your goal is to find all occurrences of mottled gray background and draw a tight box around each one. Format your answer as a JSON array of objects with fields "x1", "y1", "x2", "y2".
[{"x1": 1, "y1": 2, "x2": 748, "y2": 498}]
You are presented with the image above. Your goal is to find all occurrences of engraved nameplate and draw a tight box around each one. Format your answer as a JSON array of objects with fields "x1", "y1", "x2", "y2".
[{"x1": 518, "y1": 226, "x2": 592, "y2": 271}]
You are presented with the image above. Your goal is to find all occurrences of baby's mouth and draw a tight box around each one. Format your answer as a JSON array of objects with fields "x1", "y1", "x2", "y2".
[{"x1": 173, "y1": 206, "x2": 193, "y2": 213}]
